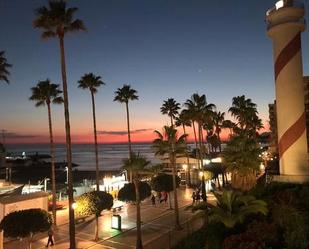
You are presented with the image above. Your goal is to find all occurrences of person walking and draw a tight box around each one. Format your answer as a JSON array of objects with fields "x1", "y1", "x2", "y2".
[
  {"x1": 191, "y1": 191, "x2": 196, "y2": 205},
  {"x1": 46, "y1": 227, "x2": 54, "y2": 247},
  {"x1": 151, "y1": 194, "x2": 156, "y2": 206}
]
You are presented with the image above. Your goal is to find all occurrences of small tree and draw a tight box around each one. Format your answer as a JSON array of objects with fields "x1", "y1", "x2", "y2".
[
  {"x1": 75, "y1": 191, "x2": 113, "y2": 241},
  {"x1": 223, "y1": 134, "x2": 261, "y2": 191},
  {"x1": 150, "y1": 173, "x2": 180, "y2": 209},
  {"x1": 118, "y1": 181, "x2": 151, "y2": 249},
  {"x1": 118, "y1": 182, "x2": 151, "y2": 202},
  {"x1": 0, "y1": 208, "x2": 52, "y2": 249}
]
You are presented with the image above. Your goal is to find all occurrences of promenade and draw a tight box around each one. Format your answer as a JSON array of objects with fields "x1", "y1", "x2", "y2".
[{"x1": 4, "y1": 188, "x2": 214, "y2": 249}]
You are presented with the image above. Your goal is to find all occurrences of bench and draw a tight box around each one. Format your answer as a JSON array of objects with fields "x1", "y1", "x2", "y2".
[{"x1": 112, "y1": 206, "x2": 123, "y2": 212}]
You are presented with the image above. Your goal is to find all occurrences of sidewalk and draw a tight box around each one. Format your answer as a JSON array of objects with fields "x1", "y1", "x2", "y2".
[{"x1": 4, "y1": 188, "x2": 212, "y2": 249}]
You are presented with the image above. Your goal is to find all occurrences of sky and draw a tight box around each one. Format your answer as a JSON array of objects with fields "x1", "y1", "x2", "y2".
[{"x1": 1, "y1": 0, "x2": 309, "y2": 144}]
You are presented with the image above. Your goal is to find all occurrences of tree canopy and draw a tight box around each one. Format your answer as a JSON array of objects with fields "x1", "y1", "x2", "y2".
[
  {"x1": 118, "y1": 182, "x2": 151, "y2": 202},
  {"x1": 75, "y1": 191, "x2": 113, "y2": 218},
  {"x1": 0, "y1": 51, "x2": 12, "y2": 84},
  {"x1": 0, "y1": 208, "x2": 52, "y2": 238},
  {"x1": 151, "y1": 173, "x2": 180, "y2": 192}
]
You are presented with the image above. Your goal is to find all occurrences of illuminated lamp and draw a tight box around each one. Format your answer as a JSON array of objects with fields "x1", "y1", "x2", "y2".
[{"x1": 111, "y1": 215, "x2": 122, "y2": 230}]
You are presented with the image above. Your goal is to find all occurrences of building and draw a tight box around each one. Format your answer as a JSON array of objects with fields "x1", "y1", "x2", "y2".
[{"x1": 269, "y1": 76, "x2": 309, "y2": 153}]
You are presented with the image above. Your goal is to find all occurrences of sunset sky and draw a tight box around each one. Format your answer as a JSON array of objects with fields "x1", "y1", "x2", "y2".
[{"x1": 1, "y1": 0, "x2": 309, "y2": 144}]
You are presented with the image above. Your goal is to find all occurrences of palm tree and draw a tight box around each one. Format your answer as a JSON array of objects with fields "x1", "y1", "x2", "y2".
[
  {"x1": 184, "y1": 94, "x2": 215, "y2": 163},
  {"x1": 78, "y1": 73, "x2": 105, "y2": 192},
  {"x1": 122, "y1": 153, "x2": 150, "y2": 249},
  {"x1": 223, "y1": 133, "x2": 261, "y2": 191},
  {"x1": 222, "y1": 119, "x2": 235, "y2": 138},
  {"x1": 152, "y1": 126, "x2": 187, "y2": 229},
  {"x1": 175, "y1": 110, "x2": 192, "y2": 186},
  {"x1": 160, "y1": 98, "x2": 180, "y2": 126},
  {"x1": 213, "y1": 111, "x2": 225, "y2": 152},
  {"x1": 33, "y1": 1, "x2": 86, "y2": 247},
  {"x1": 228, "y1": 95, "x2": 263, "y2": 137},
  {"x1": 114, "y1": 84, "x2": 138, "y2": 182},
  {"x1": 29, "y1": 79, "x2": 63, "y2": 226},
  {"x1": 0, "y1": 51, "x2": 12, "y2": 84},
  {"x1": 208, "y1": 190, "x2": 268, "y2": 228}
]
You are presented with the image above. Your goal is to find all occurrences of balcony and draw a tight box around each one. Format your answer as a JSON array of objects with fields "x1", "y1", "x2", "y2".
[{"x1": 266, "y1": 0, "x2": 304, "y2": 16}]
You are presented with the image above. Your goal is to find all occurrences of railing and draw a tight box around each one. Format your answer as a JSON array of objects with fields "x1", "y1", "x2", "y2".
[
  {"x1": 266, "y1": 0, "x2": 304, "y2": 16},
  {"x1": 266, "y1": 18, "x2": 306, "y2": 31}
]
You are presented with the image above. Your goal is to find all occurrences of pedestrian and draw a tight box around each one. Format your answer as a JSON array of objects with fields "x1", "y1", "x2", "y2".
[
  {"x1": 46, "y1": 227, "x2": 54, "y2": 247},
  {"x1": 151, "y1": 194, "x2": 156, "y2": 206},
  {"x1": 192, "y1": 191, "x2": 196, "y2": 205},
  {"x1": 196, "y1": 189, "x2": 201, "y2": 203},
  {"x1": 163, "y1": 191, "x2": 168, "y2": 204}
]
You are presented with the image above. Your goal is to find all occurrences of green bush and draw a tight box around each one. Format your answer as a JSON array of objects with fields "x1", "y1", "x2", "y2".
[
  {"x1": 283, "y1": 214, "x2": 309, "y2": 249},
  {"x1": 75, "y1": 191, "x2": 113, "y2": 218},
  {"x1": 172, "y1": 227, "x2": 207, "y2": 249}
]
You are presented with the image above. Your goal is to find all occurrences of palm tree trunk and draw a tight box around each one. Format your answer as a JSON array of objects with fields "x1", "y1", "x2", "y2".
[
  {"x1": 170, "y1": 116, "x2": 174, "y2": 127},
  {"x1": 171, "y1": 153, "x2": 181, "y2": 230},
  {"x1": 217, "y1": 131, "x2": 221, "y2": 152},
  {"x1": 59, "y1": 35, "x2": 75, "y2": 249},
  {"x1": 192, "y1": 121, "x2": 198, "y2": 150},
  {"x1": 198, "y1": 123, "x2": 203, "y2": 169},
  {"x1": 192, "y1": 121, "x2": 199, "y2": 168},
  {"x1": 134, "y1": 179, "x2": 143, "y2": 249},
  {"x1": 94, "y1": 216, "x2": 99, "y2": 241},
  {"x1": 168, "y1": 192, "x2": 172, "y2": 209},
  {"x1": 91, "y1": 91, "x2": 100, "y2": 191},
  {"x1": 183, "y1": 125, "x2": 191, "y2": 186},
  {"x1": 126, "y1": 102, "x2": 133, "y2": 182},
  {"x1": 47, "y1": 103, "x2": 57, "y2": 226}
]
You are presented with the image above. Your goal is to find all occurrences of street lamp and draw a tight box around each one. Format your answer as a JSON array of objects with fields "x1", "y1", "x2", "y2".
[{"x1": 71, "y1": 202, "x2": 77, "y2": 210}]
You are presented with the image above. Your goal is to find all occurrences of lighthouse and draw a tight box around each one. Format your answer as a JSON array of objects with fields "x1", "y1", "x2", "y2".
[{"x1": 266, "y1": 0, "x2": 309, "y2": 182}]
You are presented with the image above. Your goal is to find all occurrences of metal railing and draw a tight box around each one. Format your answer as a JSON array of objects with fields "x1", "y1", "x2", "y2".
[{"x1": 266, "y1": 0, "x2": 304, "y2": 16}]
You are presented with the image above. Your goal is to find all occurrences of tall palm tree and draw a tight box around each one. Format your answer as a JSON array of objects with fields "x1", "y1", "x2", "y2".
[
  {"x1": 184, "y1": 94, "x2": 215, "y2": 165},
  {"x1": 78, "y1": 73, "x2": 105, "y2": 192},
  {"x1": 213, "y1": 111, "x2": 225, "y2": 152},
  {"x1": 29, "y1": 79, "x2": 63, "y2": 226},
  {"x1": 0, "y1": 51, "x2": 12, "y2": 84},
  {"x1": 122, "y1": 153, "x2": 150, "y2": 249},
  {"x1": 114, "y1": 84, "x2": 138, "y2": 182},
  {"x1": 33, "y1": 1, "x2": 86, "y2": 247},
  {"x1": 152, "y1": 126, "x2": 187, "y2": 229},
  {"x1": 175, "y1": 110, "x2": 192, "y2": 186},
  {"x1": 160, "y1": 98, "x2": 180, "y2": 126}
]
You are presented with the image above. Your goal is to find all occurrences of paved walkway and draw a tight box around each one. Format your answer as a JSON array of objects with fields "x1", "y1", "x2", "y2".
[{"x1": 4, "y1": 188, "x2": 215, "y2": 249}]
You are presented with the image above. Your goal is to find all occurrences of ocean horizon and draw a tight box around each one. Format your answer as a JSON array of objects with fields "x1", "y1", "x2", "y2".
[{"x1": 4, "y1": 143, "x2": 167, "y2": 171}]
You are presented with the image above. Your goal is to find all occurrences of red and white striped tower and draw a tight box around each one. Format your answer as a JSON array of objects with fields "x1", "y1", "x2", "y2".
[{"x1": 267, "y1": 0, "x2": 309, "y2": 182}]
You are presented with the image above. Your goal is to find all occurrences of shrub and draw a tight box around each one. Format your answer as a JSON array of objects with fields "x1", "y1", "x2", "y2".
[
  {"x1": 75, "y1": 191, "x2": 113, "y2": 217},
  {"x1": 283, "y1": 213, "x2": 309, "y2": 249}
]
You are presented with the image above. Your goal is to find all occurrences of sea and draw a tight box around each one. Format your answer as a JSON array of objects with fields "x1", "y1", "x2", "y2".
[{"x1": 4, "y1": 143, "x2": 164, "y2": 171}]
